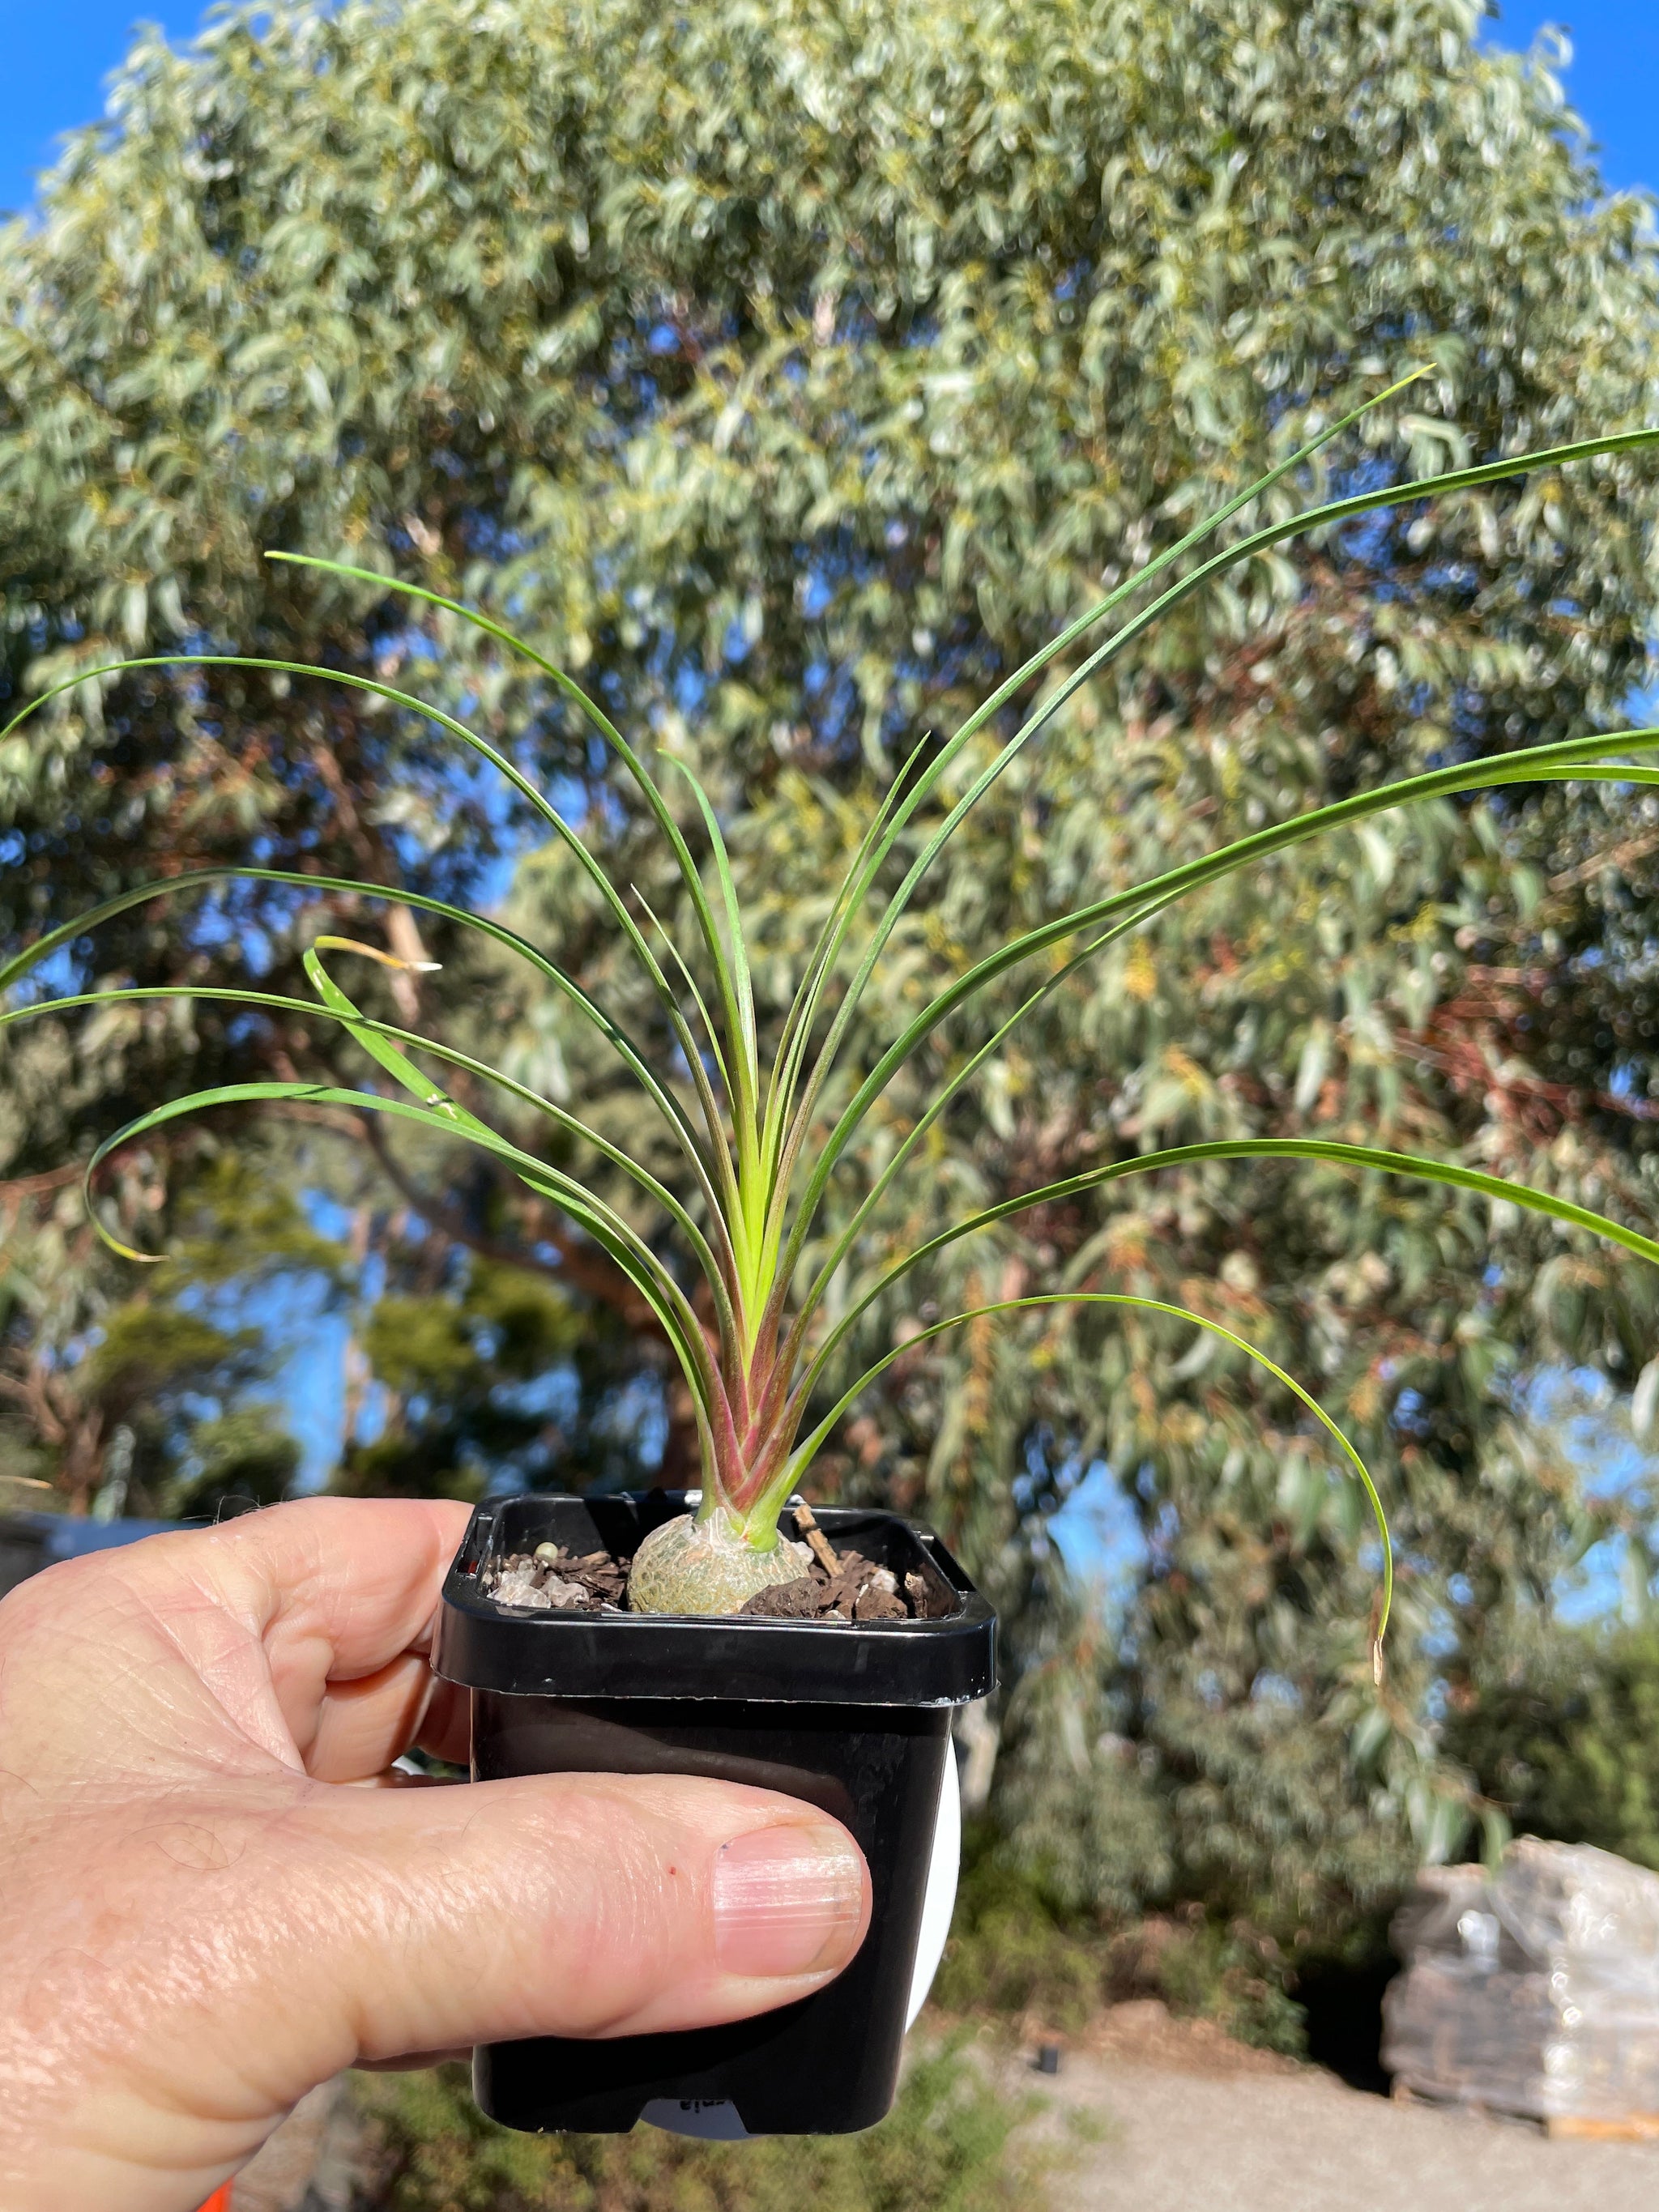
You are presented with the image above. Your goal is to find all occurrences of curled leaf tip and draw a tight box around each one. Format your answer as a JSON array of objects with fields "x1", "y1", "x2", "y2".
[
  {"x1": 312, "y1": 934, "x2": 441, "y2": 974},
  {"x1": 96, "y1": 1225, "x2": 167, "y2": 1266}
]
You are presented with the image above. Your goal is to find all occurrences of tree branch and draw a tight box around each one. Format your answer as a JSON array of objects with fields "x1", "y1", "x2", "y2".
[{"x1": 307, "y1": 723, "x2": 430, "y2": 1021}]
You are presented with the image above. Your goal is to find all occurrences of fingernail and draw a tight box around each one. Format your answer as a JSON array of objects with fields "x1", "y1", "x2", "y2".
[{"x1": 712, "y1": 1823, "x2": 867, "y2": 1979}]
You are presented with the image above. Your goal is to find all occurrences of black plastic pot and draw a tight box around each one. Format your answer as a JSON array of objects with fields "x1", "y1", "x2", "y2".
[{"x1": 431, "y1": 1490, "x2": 996, "y2": 2137}]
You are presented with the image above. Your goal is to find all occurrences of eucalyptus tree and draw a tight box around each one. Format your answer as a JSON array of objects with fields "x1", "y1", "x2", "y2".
[{"x1": 3, "y1": 0, "x2": 1659, "y2": 1924}]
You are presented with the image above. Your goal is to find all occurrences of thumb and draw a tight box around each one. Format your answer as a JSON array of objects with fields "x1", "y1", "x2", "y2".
[{"x1": 228, "y1": 1771, "x2": 871, "y2": 2090}]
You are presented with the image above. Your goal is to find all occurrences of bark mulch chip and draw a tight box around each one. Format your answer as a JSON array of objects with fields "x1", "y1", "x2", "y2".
[
  {"x1": 736, "y1": 1549, "x2": 955, "y2": 1622},
  {"x1": 486, "y1": 1545, "x2": 630, "y2": 1613}
]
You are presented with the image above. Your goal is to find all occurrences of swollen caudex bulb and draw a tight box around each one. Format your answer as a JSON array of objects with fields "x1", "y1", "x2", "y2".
[{"x1": 627, "y1": 1507, "x2": 811, "y2": 1616}]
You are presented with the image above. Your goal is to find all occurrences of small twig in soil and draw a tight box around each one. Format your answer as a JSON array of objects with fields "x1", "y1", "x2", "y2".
[{"x1": 790, "y1": 1496, "x2": 842, "y2": 1575}]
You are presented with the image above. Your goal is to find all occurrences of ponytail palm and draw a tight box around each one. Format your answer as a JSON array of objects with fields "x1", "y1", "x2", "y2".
[{"x1": 7, "y1": 381, "x2": 1659, "y2": 1645}]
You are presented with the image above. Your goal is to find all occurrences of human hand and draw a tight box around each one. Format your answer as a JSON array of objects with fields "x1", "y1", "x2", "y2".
[{"x1": 0, "y1": 1498, "x2": 871, "y2": 2210}]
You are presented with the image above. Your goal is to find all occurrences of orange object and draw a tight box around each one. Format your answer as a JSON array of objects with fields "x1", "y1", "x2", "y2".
[{"x1": 197, "y1": 2188, "x2": 233, "y2": 2212}]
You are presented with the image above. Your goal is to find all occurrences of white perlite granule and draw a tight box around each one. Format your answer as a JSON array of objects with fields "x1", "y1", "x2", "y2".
[{"x1": 493, "y1": 1565, "x2": 587, "y2": 1611}]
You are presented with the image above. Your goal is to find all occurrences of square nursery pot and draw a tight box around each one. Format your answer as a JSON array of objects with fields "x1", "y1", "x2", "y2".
[{"x1": 431, "y1": 1489, "x2": 996, "y2": 2137}]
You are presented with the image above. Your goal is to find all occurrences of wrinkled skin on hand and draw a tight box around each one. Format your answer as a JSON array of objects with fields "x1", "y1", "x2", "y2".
[{"x1": 0, "y1": 1498, "x2": 870, "y2": 2210}]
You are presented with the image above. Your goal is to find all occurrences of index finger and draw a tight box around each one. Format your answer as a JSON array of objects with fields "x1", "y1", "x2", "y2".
[
  {"x1": 198, "y1": 1495, "x2": 472, "y2": 1668},
  {"x1": 134, "y1": 1496, "x2": 473, "y2": 1770}
]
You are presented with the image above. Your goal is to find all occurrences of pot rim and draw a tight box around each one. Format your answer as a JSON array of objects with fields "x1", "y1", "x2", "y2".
[{"x1": 433, "y1": 1490, "x2": 996, "y2": 1707}]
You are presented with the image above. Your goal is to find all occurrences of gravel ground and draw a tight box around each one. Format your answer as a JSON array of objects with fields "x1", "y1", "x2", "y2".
[
  {"x1": 227, "y1": 2020, "x2": 1659, "y2": 2212},
  {"x1": 1024, "y1": 2045, "x2": 1659, "y2": 2212}
]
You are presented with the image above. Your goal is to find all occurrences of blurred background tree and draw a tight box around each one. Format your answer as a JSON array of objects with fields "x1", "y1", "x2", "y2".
[{"x1": 5, "y1": 0, "x2": 1659, "y2": 2031}]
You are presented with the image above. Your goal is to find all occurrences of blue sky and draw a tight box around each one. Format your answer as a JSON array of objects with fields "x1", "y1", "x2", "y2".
[
  {"x1": 1490, "y1": 2, "x2": 1659, "y2": 191},
  {"x1": 0, "y1": 1, "x2": 197, "y2": 215},
  {"x1": 1, "y1": 2, "x2": 1656, "y2": 215}
]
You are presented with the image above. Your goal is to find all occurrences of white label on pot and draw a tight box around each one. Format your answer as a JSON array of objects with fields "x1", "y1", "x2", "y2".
[{"x1": 906, "y1": 1745, "x2": 962, "y2": 2028}]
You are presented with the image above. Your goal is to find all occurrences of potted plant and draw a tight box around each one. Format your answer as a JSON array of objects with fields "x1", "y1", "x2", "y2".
[
  {"x1": 433, "y1": 1483, "x2": 992, "y2": 2134},
  {"x1": 6, "y1": 374, "x2": 1659, "y2": 2132}
]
